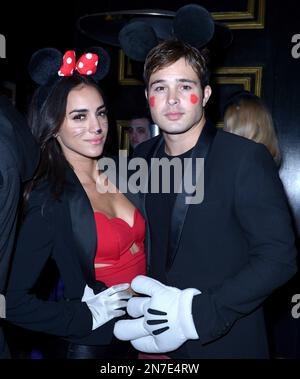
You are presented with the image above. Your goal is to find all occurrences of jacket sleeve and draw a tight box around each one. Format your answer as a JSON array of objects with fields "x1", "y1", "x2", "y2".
[
  {"x1": 192, "y1": 143, "x2": 297, "y2": 344},
  {"x1": 0, "y1": 160, "x2": 20, "y2": 292},
  {"x1": 6, "y1": 193, "x2": 93, "y2": 338}
]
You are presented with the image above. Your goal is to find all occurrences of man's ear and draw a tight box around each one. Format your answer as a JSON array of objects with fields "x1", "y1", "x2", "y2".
[
  {"x1": 145, "y1": 88, "x2": 148, "y2": 101},
  {"x1": 202, "y1": 85, "x2": 212, "y2": 107}
]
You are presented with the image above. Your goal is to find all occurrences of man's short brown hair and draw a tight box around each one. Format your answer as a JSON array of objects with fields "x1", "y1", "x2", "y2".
[{"x1": 143, "y1": 39, "x2": 210, "y2": 90}]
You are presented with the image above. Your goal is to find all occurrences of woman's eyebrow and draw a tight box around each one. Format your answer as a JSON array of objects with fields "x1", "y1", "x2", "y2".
[{"x1": 69, "y1": 104, "x2": 106, "y2": 115}]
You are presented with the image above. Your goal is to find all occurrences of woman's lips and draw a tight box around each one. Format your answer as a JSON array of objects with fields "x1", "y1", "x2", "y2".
[{"x1": 86, "y1": 137, "x2": 104, "y2": 145}]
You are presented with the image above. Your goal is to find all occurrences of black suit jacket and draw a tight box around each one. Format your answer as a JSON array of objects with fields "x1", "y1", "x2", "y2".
[
  {"x1": 0, "y1": 95, "x2": 39, "y2": 358},
  {"x1": 133, "y1": 121, "x2": 297, "y2": 358},
  {"x1": 6, "y1": 164, "x2": 140, "y2": 346}
]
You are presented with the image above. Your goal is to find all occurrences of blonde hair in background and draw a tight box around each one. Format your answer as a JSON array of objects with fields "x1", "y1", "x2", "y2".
[{"x1": 223, "y1": 96, "x2": 281, "y2": 164}]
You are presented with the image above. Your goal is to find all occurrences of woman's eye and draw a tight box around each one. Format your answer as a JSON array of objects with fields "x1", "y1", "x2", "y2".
[
  {"x1": 97, "y1": 110, "x2": 108, "y2": 118},
  {"x1": 73, "y1": 114, "x2": 86, "y2": 121}
]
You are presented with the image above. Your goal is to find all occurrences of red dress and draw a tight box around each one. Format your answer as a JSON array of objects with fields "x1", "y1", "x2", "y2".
[{"x1": 94, "y1": 208, "x2": 146, "y2": 287}]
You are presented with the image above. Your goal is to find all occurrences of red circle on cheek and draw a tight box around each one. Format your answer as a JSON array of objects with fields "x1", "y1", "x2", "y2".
[
  {"x1": 190, "y1": 94, "x2": 199, "y2": 104},
  {"x1": 149, "y1": 96, "x2": 155, "y2": 108}
]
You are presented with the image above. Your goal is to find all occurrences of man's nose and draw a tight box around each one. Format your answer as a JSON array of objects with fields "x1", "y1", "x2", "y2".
[{"x1": 167, "y1": 88, "x2": 179, "y2": 106}]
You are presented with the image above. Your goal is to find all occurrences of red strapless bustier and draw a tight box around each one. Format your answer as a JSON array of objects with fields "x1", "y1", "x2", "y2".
[{"x1": 94, "y1": 208, "x2": 146, "y2": 287}]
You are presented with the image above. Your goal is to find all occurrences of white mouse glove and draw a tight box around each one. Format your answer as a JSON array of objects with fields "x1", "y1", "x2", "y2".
[{"x1": 114, "y1": 276, "x2": 200, "y2": 353}]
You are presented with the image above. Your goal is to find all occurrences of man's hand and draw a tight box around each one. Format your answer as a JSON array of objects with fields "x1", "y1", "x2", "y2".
[{"x1": 113, "y1": 275, "x2": 201, "y2": 353}]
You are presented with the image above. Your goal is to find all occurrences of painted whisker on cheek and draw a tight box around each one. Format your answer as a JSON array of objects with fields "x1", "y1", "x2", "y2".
[
  {"x1": 190, "y1": 94, "x2": 199, "y2": 104},
  {"x1": 149, "y1": 96, "x2": 155, "y2": 108},
  {"x1": 72, "y1": 127, "x2": 87, "y2": 137}
]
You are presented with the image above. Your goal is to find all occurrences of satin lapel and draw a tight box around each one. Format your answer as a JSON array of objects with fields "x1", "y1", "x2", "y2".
[
  {"x1": 143, "y1": 136, "x2": 164, "y2": 271},
  {"x1": 166, "y1": 121, "x2": 217, "y2": 270},
  {"x1": 64, "y1": 167, "x2": 99, "y2": 289}
]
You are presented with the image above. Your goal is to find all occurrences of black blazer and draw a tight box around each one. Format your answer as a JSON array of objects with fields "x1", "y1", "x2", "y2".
[
  {"x1": 133, "y1": 121, "x2": 297, "y2": 358},
  {"x1": 0, "y1": 95, "x2": 39, "y2": 358},
  {"x1": 0, "y1": 94, "x2": 39, "y2": 294},
  {"x1": 6, "y1": 164, "x2": 140, "y2": 346}
]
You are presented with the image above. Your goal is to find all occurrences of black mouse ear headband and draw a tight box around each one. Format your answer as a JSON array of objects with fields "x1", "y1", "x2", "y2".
[
  {"x1": 28, "y1": 46, "x2": 111, "y2": 86},
  {"x1": 118, "y1": 4, "x2": 215, "y2": 62}
]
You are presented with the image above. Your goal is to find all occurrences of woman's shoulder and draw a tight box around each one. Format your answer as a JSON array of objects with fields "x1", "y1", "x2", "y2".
[{"x1": 25, "y1": 181, "x2": 61, "y2": 216}]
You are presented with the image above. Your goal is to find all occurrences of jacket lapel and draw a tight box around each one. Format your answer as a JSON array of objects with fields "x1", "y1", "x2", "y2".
[
  {"x1": 141, "y1": 137, "x2": 164, "y2": 271},
  {"x1": 64, "y1": 159, "x2": 144, "y2": 292},
  {"x1": 63, "y1": 167, "x2": 102, "y2": 291},
  {"x1": 166, "y1": 121, "x2": 217, "y2": 270}
]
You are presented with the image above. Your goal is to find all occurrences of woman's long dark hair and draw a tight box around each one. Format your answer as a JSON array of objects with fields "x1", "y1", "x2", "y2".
[{"x1": 24, "y1": 74, "x2": 106, "y2": 206}]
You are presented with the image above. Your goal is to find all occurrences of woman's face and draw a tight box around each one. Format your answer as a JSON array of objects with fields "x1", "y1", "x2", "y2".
[{"x1": 56, "y1": 84, "x2": 108, "y2": 160}]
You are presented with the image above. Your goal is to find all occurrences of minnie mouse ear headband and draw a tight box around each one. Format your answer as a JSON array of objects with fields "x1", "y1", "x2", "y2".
[
  {"x1": 28, "y1": 46, "x2": 110, "y2": 86},
  {"x1": 77, "y1": 4, "x2": 232, "y2": 62}
]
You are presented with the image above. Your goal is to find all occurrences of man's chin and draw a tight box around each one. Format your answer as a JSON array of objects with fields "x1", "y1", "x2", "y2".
[{"x1": 162, "y1": 127, "x2": 190, "y2": 135}]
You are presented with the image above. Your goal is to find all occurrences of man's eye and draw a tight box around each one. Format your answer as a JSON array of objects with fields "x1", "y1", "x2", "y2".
[
  {"x1": 154, "y1": 86, "x2": 165, "y2": 92},
  {"x1": 73, "y1": 114, "x2": 86, "y2": 120},
  {"x1": 181, "y1": 85, "x2": 192, "y2": 90}
]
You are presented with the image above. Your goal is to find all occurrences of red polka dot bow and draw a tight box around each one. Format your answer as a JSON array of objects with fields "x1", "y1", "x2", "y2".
[{"x1": 58, "y1": 50, "x2": 98, "y2": 77}]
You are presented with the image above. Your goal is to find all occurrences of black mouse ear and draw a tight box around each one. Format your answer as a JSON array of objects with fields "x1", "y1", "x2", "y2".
[
  {"x1": 28, "y1": 48, "x2": 63, "y2": 85},
  {"x1": 173, "y1": 4, "x2": 215, "y2": 48},
  {"x1": 119, "y1": 21, "x2": 159, "y2": 62},
  {"x1": 84, "y1": 46, "x2": 111, "y2": 80}
]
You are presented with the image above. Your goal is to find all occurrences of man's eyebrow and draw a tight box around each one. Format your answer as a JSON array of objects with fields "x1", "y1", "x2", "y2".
[
  {"x1": 150, "y1": 79, "x2": 166, "y2": 88},
  {"x1": 150, "y1": 79, "x2": 198, "y2": 87},
  {"x1": 177, "y1": 79, "x2": 198, "y2": 84}
]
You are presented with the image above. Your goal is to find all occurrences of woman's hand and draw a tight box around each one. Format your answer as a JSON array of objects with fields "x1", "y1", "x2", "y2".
[{"x1": 81, "y1": 283, "x2": 132, "y2": 330}]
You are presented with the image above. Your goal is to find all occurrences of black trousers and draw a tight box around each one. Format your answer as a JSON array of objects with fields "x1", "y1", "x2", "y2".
[
  {"x1": 57, "y1": 337, "x2": 137, "y2": 359},
  {"x1": 0, "y1": 327, "x2": 11, "y2": 359}
]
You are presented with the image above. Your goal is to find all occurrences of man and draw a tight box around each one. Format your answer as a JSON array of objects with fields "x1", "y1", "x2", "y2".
[
  {"x1": 0, "y1": 94, "x2": 39, "y2": 358},
  {"x1": 128, "y1": 116, "x2": 151, "y2": 150},
  {"x1": 114, "y1": 40, "x2": 297, "y2": 358}
]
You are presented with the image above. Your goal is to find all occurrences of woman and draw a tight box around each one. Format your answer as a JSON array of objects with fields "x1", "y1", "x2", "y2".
[
  {"x1": 6, "y1": 48, "x2": 146, "y2": 358},
  {"x1": 223, "y1": 91, "x2": 281, "y2": 164}
]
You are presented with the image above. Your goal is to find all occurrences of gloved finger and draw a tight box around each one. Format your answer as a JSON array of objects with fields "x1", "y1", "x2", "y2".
[
  {"x1": 112, "y1": 309, "x2": 126, "y2": 318},
  {"x1": 131, "y1": 335, "x2": 161, "y2": 353},
  {"x1": 114, "y1": 300, "x2": 130, "y2": 309},
  {"x1": 107, "y1": 283, "x2": 130, "y2": 296},
  {"x1": 81, "y1": 284, "x2": 95, "y2": 301},
  {"x1": 127, "y1": 297, "x2": 150, "y2": 318},
  {"x1": 113, "y1": 317, "x2": 149, "y2": 341},
  {"x1": 111, "y1": 290, "x2": 132, "y2": 301},
  {"x1": 131, "y1": 275, "x2": 165, "y2": 297}
]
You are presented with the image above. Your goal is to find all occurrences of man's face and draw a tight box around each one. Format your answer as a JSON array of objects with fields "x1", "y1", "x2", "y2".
[
  {"x1": 146, "y1": 58, "x2": 211, "y2": 136},
  {"x1": 128, "y1": 118, "x2": 151, "y2": 148}
]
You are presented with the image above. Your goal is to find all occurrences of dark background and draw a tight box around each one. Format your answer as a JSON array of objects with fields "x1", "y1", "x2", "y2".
[{"x1": 1, "y1": 0, "x2": 300, "y2": 358}]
